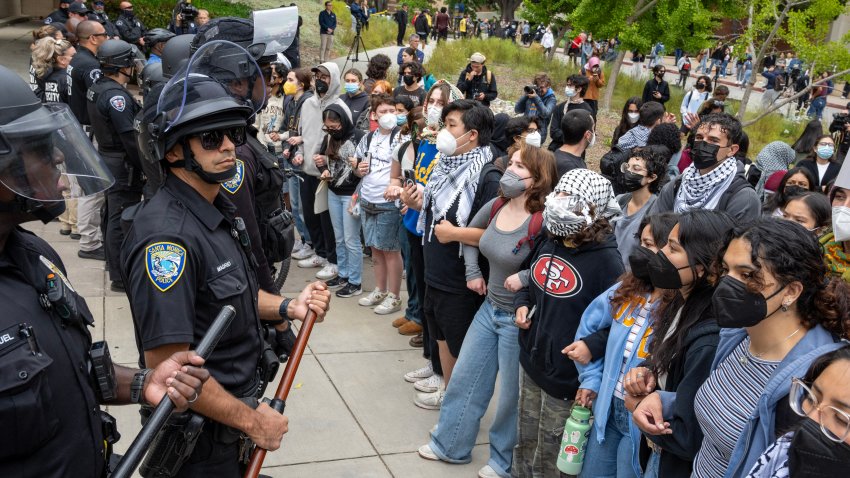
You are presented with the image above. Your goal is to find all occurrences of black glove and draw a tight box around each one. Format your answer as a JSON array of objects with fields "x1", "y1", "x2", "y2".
[{"x1": 270, "y1": 323, "x2": 296, "y2": 363}]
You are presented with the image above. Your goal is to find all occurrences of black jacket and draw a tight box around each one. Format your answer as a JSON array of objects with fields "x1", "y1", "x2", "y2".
[
  {"x1": 642, "y1": 78, "x2": 670, "y2": 105},
  {"x1": 797, "y1": 158, "x2": 840, "y2": 191},
  {"x1": 456, "y1": 65, "x2": 498, "y2": 106},
  {"x1": 414, "y1": 13, "x2": 429, "y2": 34},
  {"x1": 514, "y1": 234, "x2": 623, "y2": 399},
  {"x1": 548, "y1": 101, "x2": 594, "y2": 151}
]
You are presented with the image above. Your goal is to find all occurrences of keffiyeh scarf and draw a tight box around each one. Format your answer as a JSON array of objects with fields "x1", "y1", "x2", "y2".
[
  {"x1": 754, "y1": 141, "x2": 795, "y2": 200},
  {"x1": 543, "y1": 168, "x2": 621, "y2": 237},
  {"x1": 674, "y1": 157, "x2": 738, "y2": 213}
]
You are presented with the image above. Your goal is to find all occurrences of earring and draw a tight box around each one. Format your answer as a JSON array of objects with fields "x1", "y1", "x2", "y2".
[{"x1": 781, "y1": 302, "x2": 790, "y2": 312}]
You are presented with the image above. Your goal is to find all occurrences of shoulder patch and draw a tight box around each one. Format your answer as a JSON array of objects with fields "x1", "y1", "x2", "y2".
[
  {"x1": 39, "y1": 255, "x2": 76, "y2": 293},
  {"x1": 220, "y1": 159, "x2": 244, "y2": 194},
  {"x1": 44, "y1": 17, "x2": 53, "y2": 24},
  {"x1": 110, "y1": 95, "x2": 126, "y2": 112},
  {"x1": 145, "y1": 242, "x2": 187, "y2": 292},
  {"x1": 90, "y1": 69, "x2": 102, "y2": 81}
]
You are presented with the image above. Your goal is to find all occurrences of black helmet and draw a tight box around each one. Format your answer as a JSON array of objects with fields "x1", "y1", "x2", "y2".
[
  {"x1": 192, "y1": 17, "x2": 270, "y2": 63},
  {"x1": 140, "y1": 61, "x2": 165, "y2": 97},
  {"x1": 97, "y1": 39, "x2": 136, "y2": 69},
  {"x1": 161, "y1": 34, "x2": 193, "y2": 79},
  {"x1": 144, "y1": 28, "x2": 176, "y2": 48},
  {"x1": 0, "y1": 66, "x2": 112, "y2": 221}
]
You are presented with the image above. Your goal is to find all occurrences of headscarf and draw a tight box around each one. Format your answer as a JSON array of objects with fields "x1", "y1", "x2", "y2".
[
  {"x1": 754, "y1": 140, "x2": 795, "y2": 200},
  {"x1": 419, "y1": 79, "x2": 464, "y2": 142},
  {"x1": 543, "y1": 169, "x2": 621, "y2": 237},
  {"x1": 584, "y1": 56, "x2": 600, "y2": 72}
]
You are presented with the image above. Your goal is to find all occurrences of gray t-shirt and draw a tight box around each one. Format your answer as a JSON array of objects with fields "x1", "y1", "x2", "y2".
[
  {"x1": 614, "y1": 193, "x2": 657, "y2": 270},
  {"x1": 463, "y1": 198, "x2": 534, "y2": 312}
]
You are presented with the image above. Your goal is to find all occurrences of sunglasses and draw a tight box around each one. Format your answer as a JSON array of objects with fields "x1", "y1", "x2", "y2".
[{"x1": 193, "y1": 126, "x2": 247, "y2": 150}]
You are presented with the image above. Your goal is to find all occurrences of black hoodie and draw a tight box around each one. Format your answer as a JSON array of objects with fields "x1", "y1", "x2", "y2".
[
  {"x1": 341, "y1": 90, "x2": 370, "y2": 130},
  {"x1": 514, "y1": 233, "x2": 623, "y2": 399},
  {"x1": 320, "y1": 103, "x2": 363, "y2": 197}
]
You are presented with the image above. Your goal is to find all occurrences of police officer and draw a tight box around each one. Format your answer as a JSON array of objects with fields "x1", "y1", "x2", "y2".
[
  {"x1": 144, "y1": 28, "x2": 176, "y2": 65},
  {"x1": 91, "y1": 0, "x2": 120, "y2": 39},
  {"x1": 121, "y1": 45, "x2": 331, "y2": 476},
  {"x1": 115, "y1": 1, "x2": 147, "y2": 48},
  {"x1": 0, "y1": 64, "x2": 209, "y2": 478},
  {"x1": 43, "y1": 0, "x2": 70, "y2": 25},
  {"x1": 87, "y1": 39, "x2": 144, "y2": 292}
]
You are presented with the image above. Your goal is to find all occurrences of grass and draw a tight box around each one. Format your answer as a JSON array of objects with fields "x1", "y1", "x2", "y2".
[{"x1": 332, "y1": 2, "x2": 399, "y2": 58}]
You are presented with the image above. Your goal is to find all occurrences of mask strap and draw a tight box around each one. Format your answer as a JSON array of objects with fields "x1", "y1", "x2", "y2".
[{"x1": 763, "y1": 283, "x2": 788, "y2": 319}]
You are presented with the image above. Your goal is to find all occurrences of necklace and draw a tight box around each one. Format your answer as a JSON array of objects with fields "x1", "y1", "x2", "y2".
[{"x1": 739, "y1": 327, "x2": 802, "y2": 365}]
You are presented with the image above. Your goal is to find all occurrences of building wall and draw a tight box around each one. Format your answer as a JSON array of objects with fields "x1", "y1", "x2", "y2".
[{"x1": 828, "y1": 13, "x2": 850, "y2": 42}]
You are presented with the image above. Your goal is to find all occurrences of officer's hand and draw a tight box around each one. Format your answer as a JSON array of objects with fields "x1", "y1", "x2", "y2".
[
  {"x1": 249, "y1": 402, "x2": 289, "y2": 450},
  {"x1": 292, "y1": 281, "x2": 331, "y2": 322},
  {"x1": 145, "y1": 351, "x2": 209, "y2": 412}
]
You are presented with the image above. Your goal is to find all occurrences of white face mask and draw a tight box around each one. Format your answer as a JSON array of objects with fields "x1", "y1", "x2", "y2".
[
  {"x1": 378, "y1": 113, "x2": 398, "y2": 130},
  {"x1": 564, "y1": 87, "x2": 577, "y2": 98},
  {"x1": 525, "y1": 130, "x2": 542, "y2": 148},
  {"x1": 833, "y1": 206, "x2": 850, "y2": 241},
  {"x1": 426, "y1": 105, "x2": 443, "y2": 128},
  {"x1": 627, "y1": 112, "x2": 640, "y2": 124},
  {"x1": 436, "y1": 129, "x2": 471, "y2": 156}
]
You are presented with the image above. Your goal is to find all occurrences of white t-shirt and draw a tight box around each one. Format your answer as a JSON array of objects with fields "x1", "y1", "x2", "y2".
[
  {"x1": 355, "y1": 129, "x2": 400, "y2": 203},
  {"x1": 816, "y1": 161, "x2": 830, "y2": 185}
]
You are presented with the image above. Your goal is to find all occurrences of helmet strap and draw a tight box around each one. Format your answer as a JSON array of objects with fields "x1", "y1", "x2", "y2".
[{"x1": 172, "y1": 139, "x2": 236, "y2": 184}]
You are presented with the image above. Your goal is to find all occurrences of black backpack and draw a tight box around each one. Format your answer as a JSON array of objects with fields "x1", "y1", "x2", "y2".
[{"x1": 245, "y1": 134, "x2": 292, "y2": 264}]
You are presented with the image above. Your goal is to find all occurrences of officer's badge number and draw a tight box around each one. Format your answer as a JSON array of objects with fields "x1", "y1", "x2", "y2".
[
  {"x1": 221, "y1": 159, "x2": 244, "y2": 194},
  {"x1": 145, "y1": 242, "x2": 187, "y2": 292}
]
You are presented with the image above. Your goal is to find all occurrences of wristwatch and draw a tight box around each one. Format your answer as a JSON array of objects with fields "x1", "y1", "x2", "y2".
[
  {"x1": 130, "y1": 368, "x2": 152, "y2": 404},
  {"x1": 278, "y1": 298, "x2": 293, "y2": 320}
]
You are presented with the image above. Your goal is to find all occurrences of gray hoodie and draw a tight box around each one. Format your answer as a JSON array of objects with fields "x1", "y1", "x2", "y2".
[{"x1": 298, "y1": 61, "x2": 351, "y2": 177}]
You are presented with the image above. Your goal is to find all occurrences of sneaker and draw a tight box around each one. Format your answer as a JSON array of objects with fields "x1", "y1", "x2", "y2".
[
  {"x1": 297, "y1": 255, "x2": 325, "y2": 268},
  {"x1": 404, "y1": 362, "x2": 433, "y2": 383},
  {"x1": 59, "y1": 228, "x2": 71, "y2": 236},
  {"x1": 398, "y1": 321, "x2": 423, "y2": 336},
  {"x1": 478, "y1": 465, "x2": 500, "y2": 478},
  {"x1": 409, "y1": 333, "x2": 424, "y2": 348},
  {"x1": 291, "y1": 243, "x2": 314, "y2": 260},
  {"x1": 316, "y1": 263, "x2": 338, "y2": 280},
  {"x1": 414, "y1": 374, "x2": 443, "y2": 393},
  {"x1": 392, "y1": 317, "x2": 410, "y2": 328},
  {"x1": 417, "y1": 444, "x2": 439, "y2": 461},
  {"x1": 358, "y1": 288, "x2": 387, "y2": 307},
  {"x1": 336, "y1": 282, "x2": 362, "y2": 298},
  {"x1": 414, "y1": 389, "x2": 445, "y2": 410},
  {"x1": 374, "y1": 293, "x2": 402, "y2": 315},
  {"x1": 78, "y1": 246, "x2": 105, "y2": 261},
  {"x1": 70, "y1": 233, "x2": 81, "y2": 240},
  {"x1": 325, "y1": 276, "x2": 348, "y2": 289}
]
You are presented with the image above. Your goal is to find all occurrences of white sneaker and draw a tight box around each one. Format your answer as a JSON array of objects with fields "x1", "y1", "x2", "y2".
[
  {"x1": 358, "y1": 288, "x2": 387, "y2": 307},
  {"x1": 316, "y1": 263, "x2": 338, "y2": 280},
  {"x1": 414, "y1": 374, "x2": 444, "y2": 393},
  {"x1": 478, "y1": 465, "x2": 500, "y2": 478},
  {"x1": 404, "y1": 362, "x2": 433, "y2": 383},
  {"x1": 291, "y1": 243, "x2": 314, "y2": 260},
  {"x1": 297, "y1": 255, "x2": 325, "y2": 268},
  {"x1": 414, "y1": 389, "x2": 445, "y2": 410},
  {"x1": 374, "y1": 293, "x2": 402, "y2": 315},
  {"x1": 418, "y1": 444, "x2": 439, "y2": 460}
]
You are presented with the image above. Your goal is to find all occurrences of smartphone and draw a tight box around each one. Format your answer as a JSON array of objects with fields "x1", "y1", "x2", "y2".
[{"x1": 403, "y1": 169, "x2": 415, "y2": 183}]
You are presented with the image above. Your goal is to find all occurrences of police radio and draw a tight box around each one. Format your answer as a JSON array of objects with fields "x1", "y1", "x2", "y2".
[{"x1": 90, "y1": 341, "x2": 118, "y2": 402}]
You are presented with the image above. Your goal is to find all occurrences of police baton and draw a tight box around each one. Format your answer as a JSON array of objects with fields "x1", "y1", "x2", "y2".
[
  {"x1": 111, "y1": 305, "x2": 237, "y2": 478},
  {"x1": 243, "y1": 308, "x2": 318, "y2": 478}
]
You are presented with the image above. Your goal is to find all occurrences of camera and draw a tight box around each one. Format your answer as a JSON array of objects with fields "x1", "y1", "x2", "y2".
[
  {"x1": 524, "y1": 85, "x2": 536, "y2": 95},
  {"x1": 179, "y1": 1, "x2": 198, "y2": 22},
  {"x1": 834, "y1": 113, "x2": 850, "y2": 128}
]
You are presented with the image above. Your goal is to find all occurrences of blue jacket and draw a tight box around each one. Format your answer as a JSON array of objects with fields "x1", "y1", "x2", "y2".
[
  {"x1": 514, "y1": 87, "x2": 557, "y2": 140},
  {"x1": 576, "y1": 283, "x2": 655, "y2": 477},
  {"x1": 319, "y1": 10, "x2": 336, "y2": 34},
  {"x1": 397, "y1": 47, "x2": 425, "y2": 65}
]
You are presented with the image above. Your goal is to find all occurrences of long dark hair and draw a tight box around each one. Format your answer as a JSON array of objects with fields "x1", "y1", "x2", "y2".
[
  {"x1": 784, "y1": 192, "x2": 831, "y2": 230},
  {"x1": 792, "y1": 119, "x2": 824, "y2": 154},
  {"x1": 762, "y1": 167, "x2": 818, "y2": 213},
  {"x1": 804, "y1": 134, "x2": 836, "y2": 163},
  {"x1": 612, "y1": 96, "x2": 642, "y2": 145},
  {"x1": 647, "y1": 210, "x2": 737, "y2": 376}
]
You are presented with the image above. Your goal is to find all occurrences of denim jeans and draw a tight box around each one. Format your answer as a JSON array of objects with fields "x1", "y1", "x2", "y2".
[
  {"x1": 430, "y1": 300, "x2": 520, "y2": 478},
  {"x1": 327, "y1": 190, "x2": 363, "y2": 284},
  {"x1": 578, "y1": 398, "x2": 638, "y2": 478},
  {"x1": 287, "y1": 173, "x2": 310, "y2": 244},
  {"x1": 399, "y1": 220, "x2": 423, "y2": 325},
  {"x1": 808, "y1": 96, "x2": 827, "y2": 120},
  {"x1": 644, "y1": 451, "x2": 660, "y2": 478}
]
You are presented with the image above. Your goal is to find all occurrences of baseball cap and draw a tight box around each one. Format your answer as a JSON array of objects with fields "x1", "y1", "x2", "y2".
[
  {"x1": 68, "y1": 3, "x2": 90, "y2": 14},
  {"x1": 468, "y1": 52, "x2": 486, "y2": 64},
  {"x1": 311, "y1": 65, "x2": 330, "y2": 76}
]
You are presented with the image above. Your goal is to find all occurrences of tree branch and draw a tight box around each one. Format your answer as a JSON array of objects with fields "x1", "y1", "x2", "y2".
[
  {"x1": 631, "y1": 0, "x2": 659, "y2": 22},
  {"x1": 741, "y1": 67, "x2": 850, "y2": 126}
]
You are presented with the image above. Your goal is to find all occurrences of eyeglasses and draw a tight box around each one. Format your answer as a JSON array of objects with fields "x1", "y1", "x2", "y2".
[
  {"x1": 790, "y1": 378, "x2": 850, "y2": 442},
  {"x1": 621, "y1": 162, "x2": 647, "y2": 175},
  {"x1": 817, "y1": 141, "x2": 834, "y2": 147},
  {"x1": 193, "y1": 126, "x2": 247, "y2": 150}
]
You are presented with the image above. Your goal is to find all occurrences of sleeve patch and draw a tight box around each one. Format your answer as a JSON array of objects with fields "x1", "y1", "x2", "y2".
[
  {"x1": 110, "y1": 95, "x2": 126, "y2": 112},
  {"x1": 220, "y1": 159, "x2": 244, "y2": 194},
  {"x1": 145, "y1": 242, "x2": 187, "y2": 292}
]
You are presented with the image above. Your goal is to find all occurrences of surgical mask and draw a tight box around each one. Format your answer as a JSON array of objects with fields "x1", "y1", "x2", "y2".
[
  {"x1": 344, "y1": 82, "x2": 359, "y2": 94},
  {"x1": 627, "y1": 112, "x2": 640, "y2": 124},
  {"x1": 622, "y1": 170, "x2": 646, "y2": 192},
  {"x1": 788, "y1": 418, "x2": 850, "y2": 478},
  {"x1": 435, "y1": 129, "x2": 471, "y2": 156},
  {"x1": 628, "y1": 246, "x2": 655, "y2": 282},
  {"x1": 283, "y1": 81, "x2": 297, "y2": 96},
  {"x1": 314, "y1": 79, "x2": 329, "y2": 95},
  {"x1": 691, "y1": 141, "x2": 721, "y2": 169},
  {"x1": 426, "y1": 106, "x2": 442, "y2": 128},
  {"x1": 712, "y1": 275, "x2": 785, "y2": 328},
  {"x1": 817, "y1": 145, "x2": 835, "y2": 159},
  {"x1": 647, "y1": 250, "x2": 688, "y2": 290},
  {"x1": 525, "y1": 130, "x2": 542, "y2": 148},
  {"x1": 499, "y1": 170, "x2": 530, "y2": 199},
  {"x1": 832, "y1": 206, "x2": 850, "y2": 242},
  {"x1": 396, "y1": 114, "x2": 408, "y2": 126},
  {"x1": 378, "y1": 113, "x2": 398, "y2": 130},
  {"x1": 403, "y1": 75, "x2": 416, "y2": 86},
  {"x1": 564, "y1": 87, "x2": 576, "y2": 98},
  {"x1": 588, "y1": 132, "x2": 596, "y2": 148}
]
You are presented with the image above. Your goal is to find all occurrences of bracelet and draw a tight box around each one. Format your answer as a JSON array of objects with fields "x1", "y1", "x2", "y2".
[{"x1": 131, "y1": 368, "x2": 152, "y2": 404}]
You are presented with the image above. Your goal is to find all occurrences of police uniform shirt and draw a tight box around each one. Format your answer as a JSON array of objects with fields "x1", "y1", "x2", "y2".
[
  {"x1": 121, "y1": 174, "x2": 264, "y2": 394},
  {"x1": 43, "y1": 67, "x2": 70, "y2": 104},
  {"x1": 87, "y1": 76, "x2": 140, "y2": 153},
  {"x1": 0, "y1": 228, "x2": 105, "y2": 477},
  {"x1": 115, "y1": 12, "x2": 146, "y2": 45},
  {"x1": 43, "y1": 9, "x2": 69, "y2": 25},
  {"x1": 67, "y1": 47, "x2": 101, "y2": 125}
]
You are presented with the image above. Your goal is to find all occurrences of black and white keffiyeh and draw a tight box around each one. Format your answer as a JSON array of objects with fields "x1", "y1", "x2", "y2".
[
  {"x1": 674, "y1": 157, "x2": 738, "y2": 213},
  {"x1": 418, "y1": 146, "x2": 492, "y2": 239},
  {"x1": 543, "y1": 168, "x2": 621, "y2": 237}
]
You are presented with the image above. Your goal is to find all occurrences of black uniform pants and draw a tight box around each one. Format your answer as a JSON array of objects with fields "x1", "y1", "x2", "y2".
[
  {"x1": 102, "y1": 153, "x2": 142, "y2": 282},
  {"x1": 173, "y1": 429, "x2": 240, "y2": 477},
  {"x1": 397, "y1": 23, "x2": 406, "y2": 46},
  {"x1": 407, "y1": 229, "x2": 442, "y2": 376},
  {"x1": 298, "y1": 173, "x2": 337, "y2": 264}
]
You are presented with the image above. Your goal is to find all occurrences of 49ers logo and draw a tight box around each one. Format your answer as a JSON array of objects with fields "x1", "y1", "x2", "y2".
[{"x1": 531, "y1": 255, "x2": 583, "y2": 298}]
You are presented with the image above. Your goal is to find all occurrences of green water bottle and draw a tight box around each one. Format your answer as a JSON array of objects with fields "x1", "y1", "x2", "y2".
[{"x1": 556, "y1": 405, "x2": 592, "y2": 475}]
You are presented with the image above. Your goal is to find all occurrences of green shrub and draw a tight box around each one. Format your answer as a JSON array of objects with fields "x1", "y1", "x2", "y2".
[
  {"x1": 107, "y1": 0, "x2": 252, "y2": 31},
  {"x1": 332, "y1": 2, "x2": 398, "y2": 55}
]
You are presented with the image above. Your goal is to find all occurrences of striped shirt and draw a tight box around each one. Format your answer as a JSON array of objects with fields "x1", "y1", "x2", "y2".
[
  {"x1": 614, "y1": 302, "x2": 651, "y2": 399},
  {"x1": 693, "y1": 338, "x2": 779, "y2": 477}
]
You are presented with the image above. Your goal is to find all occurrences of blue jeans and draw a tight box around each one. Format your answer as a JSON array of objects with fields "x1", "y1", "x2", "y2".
[
  {"x1": 327, "y1": 190, "x2": 363, "y2": 284},
  {"x1": 288, "y1": 173, "x2": 310, "y2": 244},
  {"x1": 429, "y1": 300, "x2": 520, "y2": 478},
  {"x1": 743, "y1": 70, "x2": 752, "y2": 86},
  {"x1": 579, "y1": 398, "x2": 638, "y2": 478},
  {"x1": 644, "y1": 451, "x2": 660, "y2": 478},
  {"x1": 399, "y1": 220, "x2": 423, "y2": 324},
  {"x1": 808, "y1": 96, "x2": 827, "y2": 119}
]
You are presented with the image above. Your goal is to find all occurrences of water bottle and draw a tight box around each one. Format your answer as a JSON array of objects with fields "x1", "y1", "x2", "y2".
[{"x1": 556, "y1": 405, "x2": 592, "y2": 475}]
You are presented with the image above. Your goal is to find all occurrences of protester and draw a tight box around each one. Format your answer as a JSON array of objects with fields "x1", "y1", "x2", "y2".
[
  {"x1": 393, "y1": 61, "x2": 426, "y2": 106},
  {"x1": 797, "y1": 134, "x2": 840, "y2": 192},
  {"x1": 782, "y1": 191, "x2": 831, "y2": 234},
  {"x1": 617, "y1": 101, "x2": 665, "y2": 150},
  {"x1": 363, "y1": 53, "x2": 392, "y2": 93},
  {"x1": 752, "y1": 140, "x2": 796, "y2": 201},
  {"x1": 281, "y1": 67, "x2": 314, "y2": 260},
  {"x1": 792, "y1": 119, "x2": 825, "y2": 163},
  {"x1": 612, "y1": 97, "x2": 643, "y2": 147},
  {"x1": 642, "y1": 64, "x2": 671, "y2": 106},
  {"x1": 819, "y1": 181, "x2": 850, "y2": 283},
  {"x1": 340, "y1": 68, "x2": 370, "y2": 130},
  {"x1": 681, "y1": 76, "x2": 711, "y2": 130},
  {"x1": 761, "y1": 167, "x2": 818, "y2": 217},
  {"x1": 582, "y1": 56, "x2": 606, "y2": 115},
  {"x1": 548, "y1": 75, "x2": 594, "y2": 151},
  {"x1": 457, "y1": 52, "x2": 498, "y2": 107},
  {"x1": 552, "y1": 109, "x2": 596, "y2": 177},
  {"x1": 514, "y1": 73, "x2": 556, "y2": 144}
]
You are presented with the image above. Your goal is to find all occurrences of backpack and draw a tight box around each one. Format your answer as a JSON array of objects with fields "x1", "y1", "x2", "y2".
[
  {"x1": 682, "y1": 60, "x2": 691, "y2": 71},
  {"x1": 599, "y1": 145, "x2": 632, "y2": 195},
  {"x1": 365, "y1": 126, "x2": 400, "y2": 151},
  {"x1": 471, "y1": 161, "x2": 503, "y2": 216},
  {"x1": 487, "y1": 197, "x2": 544, "y2": 254}
]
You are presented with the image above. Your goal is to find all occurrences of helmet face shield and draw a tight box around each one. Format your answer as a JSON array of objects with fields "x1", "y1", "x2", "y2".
[{"x1": 0, "y1": 104, "x2": 113, "y2": 202}]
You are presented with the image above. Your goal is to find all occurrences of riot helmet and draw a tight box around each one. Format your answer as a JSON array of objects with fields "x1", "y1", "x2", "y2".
[
  {"x1": 144, "y1": 28, "x2": 176, "y2": 49},
  {"x1": 97, "y1": 39, "x2": 144, "y2": 76}
]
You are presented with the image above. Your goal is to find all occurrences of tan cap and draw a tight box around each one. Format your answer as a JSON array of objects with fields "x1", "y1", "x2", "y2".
[{"x1": 468, "y1": 52, "x2": 486, "y2": 64}]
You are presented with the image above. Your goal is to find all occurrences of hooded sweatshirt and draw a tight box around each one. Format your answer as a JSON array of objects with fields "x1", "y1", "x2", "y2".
[
  {"x1": 320, "y1": 103, "x2": 362, "y2": 197},
  {"x1": 514, "y1": 234, "x2": 623, "y2": 399},
  {"x1": 298, "y1": 61, "x2": 351, "y2": 177}
]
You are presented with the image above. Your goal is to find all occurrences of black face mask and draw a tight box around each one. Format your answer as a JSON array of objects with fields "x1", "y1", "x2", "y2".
[
  {"x1": 628, "y1": 246, "x2": 655, "y2": 282},
  {"x1": 622, "y1": 170, "x2": 646, "y2": 192},
  {"x1": 327, "y1": 128, "x2": 347, "y2": 140},
  {"x1": 789, "y1": 418, "x2": 850, "y2": 478},
  {"x1": 691, "y1": 141, "x2": 721, "y2": 170},
  {"x1": 122, "y1": 9, "x2": 134, "y2": 18},
  {"x1": 403, "y1": 75, "x2": 416, "y2": 86},
  {"x1": 696, "y1": 83, "x2": 706, "y2": 90},
  {"x1": 785, "y1": 185, "x2": 806, "y2": 197},
  {"x1": 314, "y1": 79, "x2": 329, "y2": 95},
  {"x1": 647, "y1": 250, "x2": 688, "y2": 290},
  {"x1": 712, "y1": 275, "x2": 785, "y2": 328}
]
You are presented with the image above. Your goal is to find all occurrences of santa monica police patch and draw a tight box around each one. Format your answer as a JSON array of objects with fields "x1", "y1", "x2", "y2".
[
  {"x1": 220, "y1": 159, "x2": 244, "y2": 194},
  {"x1": 145, "y1": 242, "x2": 187, "y2": 292}
]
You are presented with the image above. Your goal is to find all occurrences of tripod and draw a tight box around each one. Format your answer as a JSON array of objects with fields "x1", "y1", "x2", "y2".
[{"x1": 342, "y1": 23, "x2": 369, "y2": 74}]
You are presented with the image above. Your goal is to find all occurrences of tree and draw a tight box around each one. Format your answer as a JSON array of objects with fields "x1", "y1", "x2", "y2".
[
  {"x1": 452, "y1": 0, "x2": 523, "y2": 21},
  {"x1": 522, "y1": 0, "x2": 580, "y2": 61}
]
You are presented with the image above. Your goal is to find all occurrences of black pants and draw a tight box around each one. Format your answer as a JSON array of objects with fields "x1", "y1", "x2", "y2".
[
  {"x1": 298, "y1": 173, "x2": 337, "y2": 264},
  {"x1": 586, "y1": 99, "x2": 599, "y2": 117},
  {"x1": 396, "y1": 24, "x2": 406, "y2": 45},
  {"x1": 101, "y1": 153, "x2": 142, "y2": 282},
  {"x1": 172, "y1": 429, "x2": 240, "y2": 477},
  {"x1": 407, "y1": 229, "x2": 441, "y2": 375}
]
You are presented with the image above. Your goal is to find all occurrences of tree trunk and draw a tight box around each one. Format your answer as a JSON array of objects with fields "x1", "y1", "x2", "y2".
[
  {"x1": 548, "y1": 25, "x2": 569, "y2": 62},
  {"x1": 498, "y1": 0, "x2": 522, "y2": 21},
  {"x1": 601, "y1": 50, "x2": 627, "y2": 111}
]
